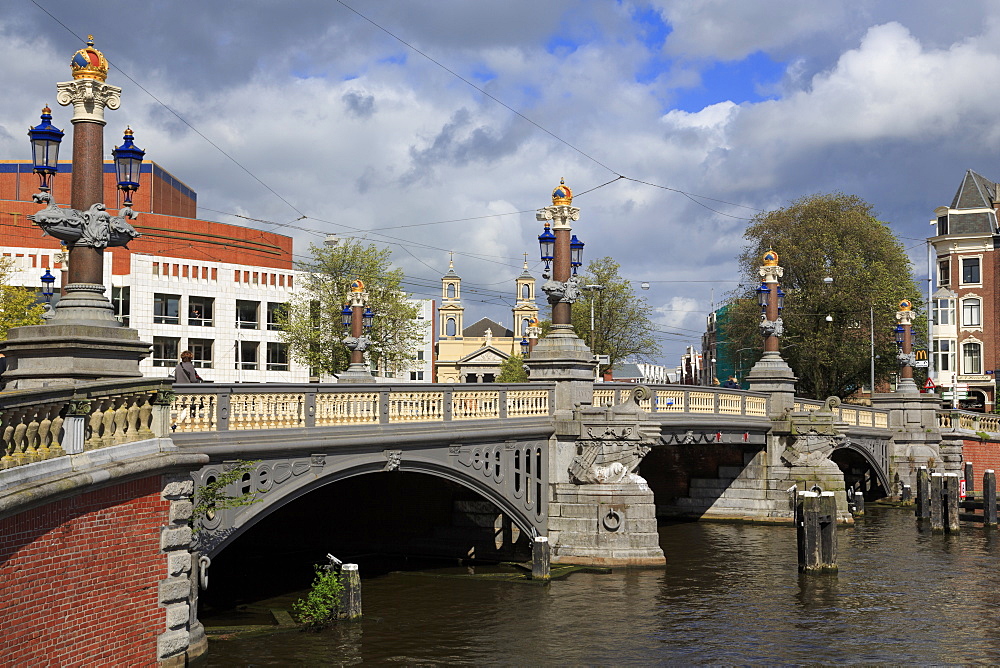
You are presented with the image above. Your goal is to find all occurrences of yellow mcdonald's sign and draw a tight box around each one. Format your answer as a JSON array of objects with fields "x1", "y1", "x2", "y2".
[{"x1": 914, "y1": 349, "x2": 928, "y2": 361}]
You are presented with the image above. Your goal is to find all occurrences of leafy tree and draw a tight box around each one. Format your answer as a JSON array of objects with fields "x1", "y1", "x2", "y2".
[
  {"x1": 569, "y1": 256, "x2": 659, "y2": 374},
  {"x1": 280, "y1": 239, "x2": 425, "y2": 377},
  {"x1": 497, "y1": 353, "x2": 528, "y2": 382},
  {"x1": 0, "y1": 257, "x2": 44, "y2": 340},
  {"x1": 731, "y1": 193, "x2": 922, "y2": 400}
]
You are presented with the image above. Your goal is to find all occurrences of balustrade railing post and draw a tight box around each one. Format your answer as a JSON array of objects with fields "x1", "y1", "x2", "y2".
[
  {"x1": 499, "y1": 387, "x2": 508, "y2": 420},
  {"x1": 304, "y1": 390, "x2": 316, "y2": 429},
  {"x1": 379, "y1": 390, "x2": 390, "y2": 425},
  {"x1": 217, "y1": 391, "x2": 230, "y2": 431},
  {"x1": 443, "y1": 387, "x2": 453, "y2": 422}
]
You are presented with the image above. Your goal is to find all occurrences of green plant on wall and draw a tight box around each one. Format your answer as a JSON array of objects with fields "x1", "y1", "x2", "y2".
[
  {"x1": 191, "y1": 460, "x2": 263, "y2": 534},
  {"x1": 293, "y1": 564, "x2": 345, "y2": 628}
]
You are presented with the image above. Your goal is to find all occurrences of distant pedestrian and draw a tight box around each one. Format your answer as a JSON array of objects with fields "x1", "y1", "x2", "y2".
[
  {"x1": 173, "y1": 350, "x2": 203, "y2": 383},
  {"x1": 723, "y1": 376, "x2": 740, "y2": 389}
]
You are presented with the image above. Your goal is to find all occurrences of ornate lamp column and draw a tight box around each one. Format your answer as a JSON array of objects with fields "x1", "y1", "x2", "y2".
[
  {"x1": 895, "y1": 299, "x2": 919, "y2": 394},
  {"x1": 339, "y1": 279, "x2": 376, "y2": 383},
  {"x1": 746, "y1": 250, "x2": 797, "y2": 415},
  {"x1": 0, "y1": 37, "x2": 150, "y2": 388},
  {"x1": 526, "y1": 178, "x2": 595, "y2": 413}
]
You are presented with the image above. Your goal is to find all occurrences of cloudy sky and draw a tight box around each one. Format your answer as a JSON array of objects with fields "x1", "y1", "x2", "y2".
[{"x1": 3, "y1": 1, "x2": 998, "y2": 365}]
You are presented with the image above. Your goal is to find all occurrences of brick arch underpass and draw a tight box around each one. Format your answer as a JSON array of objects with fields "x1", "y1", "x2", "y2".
[{"x1": 192, "y1": 439, "x2": 550, "y2": 561}]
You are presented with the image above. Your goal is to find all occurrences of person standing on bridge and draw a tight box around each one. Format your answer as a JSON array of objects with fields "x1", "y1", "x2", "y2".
[{"x1": 173, "y1": 350, "x2": 203, "y2": 383}]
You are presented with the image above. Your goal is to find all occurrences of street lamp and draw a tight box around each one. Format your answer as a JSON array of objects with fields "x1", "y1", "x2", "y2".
[
  {"x1": 340, "y1": 279, "x2": 376, "y2": 383},
  {"x1": 570, "y1": 235, "x2": 584, "y2": 275},
  {"x1": 27, "y1": 106, "x2": 63, "y2": 193},
  {"x1": 895, "y1": 298, "x2": 918, "y2": 393},
  {"x1": 112, "y1": 127, "x2": 145, "y2": 207},
  {"x1": 40, "y1": 269, "x2": 56, "y2": 303},
  {"x1": 538, "y1": 224, "x2": 555, "y2": 271},
  {"x1": 520, "y1": 337, "x2": 530, "y2": 356},
  {"x1": 757, "y1": 250, "x2": 784, "y2": 352}
]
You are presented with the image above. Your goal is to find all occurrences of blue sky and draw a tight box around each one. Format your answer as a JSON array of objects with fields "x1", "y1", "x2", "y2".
[{"x1": 1, "y1": 0, "x2": 998, "y2": 367}]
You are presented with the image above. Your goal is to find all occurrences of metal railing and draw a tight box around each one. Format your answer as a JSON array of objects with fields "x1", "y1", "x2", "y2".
[
  {"x1": 170, "y1": 383, "x2": 555, "y2": 433},
  {"x1": 593, "y1": 384, "x2": 770, "y2": 417},
  {"x1": 1, "y1": 378, "x2": 174, "y2": 470}
]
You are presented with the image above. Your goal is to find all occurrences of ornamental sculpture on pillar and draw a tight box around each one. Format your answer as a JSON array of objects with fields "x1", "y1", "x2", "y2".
[
  {"x1": 896, "y1": 299, "x2": 917, "y2": 368},
  {"x1": 757, "y1": 250, "x2": 785, "y2": 341},
  {"x1": 537, "y1": 179, "x2": 583, "y2": 306}
]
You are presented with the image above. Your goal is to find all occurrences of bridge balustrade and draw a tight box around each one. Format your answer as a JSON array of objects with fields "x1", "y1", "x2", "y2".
[
  {"x1": 594, "y1": 384, "x2": 770, "y2": 417},
  {"x1": 794, "y1": 399, "x2": 889, "y2": 429},
  {"x1": 170, "y1": 383, "x2": 555, "y2": 432},
  {"x1": 0, "y1": 378, "x2": 173, "y2": 469},
  {"x1": 937, "y1": 409, "x2": 1000, "y2": 435}
]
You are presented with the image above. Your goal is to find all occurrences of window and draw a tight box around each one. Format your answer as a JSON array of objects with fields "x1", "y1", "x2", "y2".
[
  {"x1": 933, "y1": 340, "x2": 954, "y2": 372},
  {"x1": 447, "y1": 283, "x2": 456, "y2": 299},
  {"x1": 188, "y1": 296, "x2": 214, "y2": 326},
  {"x1": 416, "y1": 350, "x2": 424, "y2": 361},
  {"x1": 152, "y1": 336, "x2": 179, "y2": 367},
  {"x1": 938, "y1": 258, "x2": 950, "y2": 286},
  {"x1": 153, "y1": 294, "x2": 180, "y2": 324},
  {"x1": 962, "y1": 298, "x2": 981, "y2": 328},
  {"x1": 112, "y1": 286, "x2": 130, "y2": 327},
  {"x1": 267, "y1": 302, "x2": 287, "y2": 331},
  {"x1": 521, "y1": 284, "x2": 530, "y2": 300},
  {"x1": 410, "y1": 371, "x2": 424, "y2": 381},
  {"x1": 266, "y1": 342, "x2": 289, "y2": 371},
  {"x1": 446, "y1": 317, "x2": 456, "y2": 336},
  {"x1": 237, "y1": 300, "x2": 259, "y2": 329},
  {"x1": 963, "y1": 341, "x2": 982, "y2": 375},
  {"x1": 933, "y1": 298, "x2": 954, "y2": 326},
  {"x1": 237, "y1": 340, "x2": 258, "y2": 370},
  {"x1": 937, "y1": 215, "x2": 949, "y2": 236},
  {"x1": 962, "y1": 257, "x2": 981, "y2": 284},
  {"x1": 521, "y1": 317, "x2": 530, "y2": 336},
  {"x1": 188, "y1": 338, "x2": 213, "y2": 368}
]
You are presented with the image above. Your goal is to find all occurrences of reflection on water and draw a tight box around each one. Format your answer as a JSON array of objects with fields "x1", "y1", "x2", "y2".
[{"x1": 198, "y1": 507, "x2": 1000, "y2": 665}]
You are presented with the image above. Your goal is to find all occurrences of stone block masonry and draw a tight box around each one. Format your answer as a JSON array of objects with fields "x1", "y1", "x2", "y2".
[{"x1": 0, "y1": 476, "x2": 172, "y2": 666}]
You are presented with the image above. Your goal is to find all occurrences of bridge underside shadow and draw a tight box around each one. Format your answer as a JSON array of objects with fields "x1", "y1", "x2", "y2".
[
  {"x1": 201, "y1": 472, "x2": 532, "y2": 611},
  {"x1": 830, "y1": 447, "x2": 889, "y2": 501}
]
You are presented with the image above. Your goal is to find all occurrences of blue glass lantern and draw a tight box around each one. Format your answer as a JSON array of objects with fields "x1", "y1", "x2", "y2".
[
  {"x1": 40, "y1": 268, "x2": 56, "y2": 301},
  {"x1": 520, "y1": 337, "x2": 530, "y2": 355},
  {"x1": 570, "y1": 234, "x2": 584, "y2": 274},
  {"x1": 112, "y1": 127, "x2": 145, "y2": 206},
  {"x1": 27, "y1": 106, "x2": 63, "y2": 191},
  {"x1": 341, "y1": 304, "x2": 353, "y2": 329},
  {"x1": 538, "y1": 224, "x2": 555, "y2": 270},
  {"x1": 756, "y1": 282, "x2": 770, "y2": 309},
  {"x1": 776, "y1": 286, "x2": 785, "y2": 311},
  {"x1": 894, "y1": 324, "x2": 905, "y2": 345},
  {"x1": 363, "y1": 306, "x2": 374, "y2": 330}
]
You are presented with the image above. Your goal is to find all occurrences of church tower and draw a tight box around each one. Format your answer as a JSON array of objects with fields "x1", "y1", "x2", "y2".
[
  {"x1": 439, "y1": 253, "x2": 464, "y2": 339},
  {"x1": 512, "y1": 254, "x2": 539, "y2": 339}
]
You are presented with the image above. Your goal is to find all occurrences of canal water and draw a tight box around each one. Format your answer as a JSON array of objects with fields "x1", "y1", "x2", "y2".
[{"x1": 198, "y1": 506, "x2": 1000, "y2": 665}]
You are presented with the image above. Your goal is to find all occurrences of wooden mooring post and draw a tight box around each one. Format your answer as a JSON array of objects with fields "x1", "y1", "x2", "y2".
[
  {"x1": 965, "y1": 463, "x2": 975, "y2": 494},
  {"x1": 943, "y1": 473, "x2": 961, "y2": 533},
  {"x1": 340, "y1": 563, "x2": 362, "y2": 620},
  {"x1": 930, "y1": 473, "x2": 944, "y2": 531},
  {"x1": 796, "y1": 491, "x2": 837, "y2": 572},
  {"x1": 532, "y1": 536, "x2": 550, "y2": 581},
  {"x1": 916, "y1": 467, "x2": 930, "y2": 519},
  {"x1": 985, "y1": 470, "x2": 997, "y2": 526}
]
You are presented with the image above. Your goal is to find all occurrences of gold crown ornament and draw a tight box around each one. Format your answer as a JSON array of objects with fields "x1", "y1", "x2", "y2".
[{"x1": 70, "y1": 36, "x2": 109, "y2": 82}]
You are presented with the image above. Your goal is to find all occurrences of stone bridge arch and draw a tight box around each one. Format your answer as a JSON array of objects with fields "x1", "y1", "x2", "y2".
[
  {"x1": 831, "y1": 436, "x2": 892, "y2": 499},
  {"x1": 194, "y1": 440, "x2": 549, "y2": 559}
]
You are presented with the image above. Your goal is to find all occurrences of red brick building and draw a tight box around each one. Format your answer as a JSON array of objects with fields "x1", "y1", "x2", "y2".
[{"x1": 929, "y1": 170, "x2": 1000, "y2": 411}]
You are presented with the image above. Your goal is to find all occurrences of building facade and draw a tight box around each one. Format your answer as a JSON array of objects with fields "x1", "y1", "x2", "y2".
[
  {"x1": 929, "y1": 169, "x2": 999, "y2": 411},
  {"x1": 434, "y1": 258, "x2": 538, "y2": 383}
]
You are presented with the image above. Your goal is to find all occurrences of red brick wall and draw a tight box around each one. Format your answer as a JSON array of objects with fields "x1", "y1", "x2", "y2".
[
  {"x1": 961, "y1": 439, "x2": 1000, "y2": 479},
  {"x1": 0, "y1": 477, "x2": 169, "y2": 667}
]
